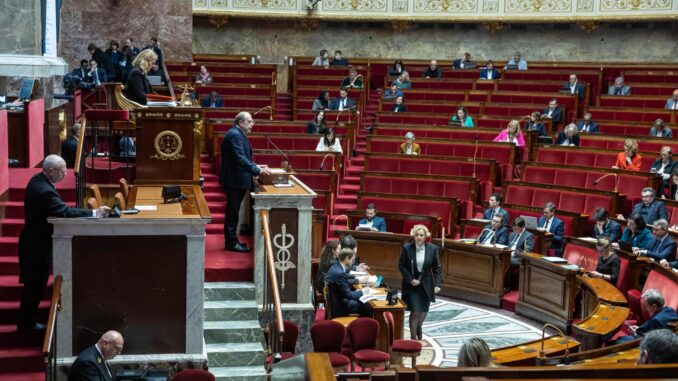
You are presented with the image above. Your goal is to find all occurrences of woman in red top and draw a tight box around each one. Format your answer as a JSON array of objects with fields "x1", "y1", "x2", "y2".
[{"x1": 613, "y1": 139, "x2": 642, "y2": 171}]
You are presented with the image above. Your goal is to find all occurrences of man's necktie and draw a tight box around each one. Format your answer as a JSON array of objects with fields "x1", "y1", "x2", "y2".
[{"x1": 544, "y1": 219, "x2": 551, "y2": 231}]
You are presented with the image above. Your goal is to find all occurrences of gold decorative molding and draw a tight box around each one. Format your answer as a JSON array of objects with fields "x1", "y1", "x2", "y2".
[
  {"x1": 505, "y1": 0, "x2": 572, "y2": 12},
  {"x1": 296, "y1": 18, "x2": 322, "y2": 30},
  {"x1": 600, "y1": 0, "x2": 671, "y2": 10},
  {"x1": 391, "y1": 20, "x2": 412, "y2": 31},
  {"x1": 484, "y1": 21, "x2": 504, "y2": 33},
  {"x1": 208, "y1": 15, "x2": 229, "y2": 28},
  {"x1": 578, "y1": 20, "x2": 601, "y2": 32}
]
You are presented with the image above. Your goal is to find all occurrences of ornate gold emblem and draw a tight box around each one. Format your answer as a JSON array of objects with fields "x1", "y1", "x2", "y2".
[
  {"x1": 533, "y1": 0, "x2": 542, "y2": 10},
  {"x1": 442, "y1": 0, "x2": 450, "y2": 10},
  {"x1": 631, "y1": 0, "x2": 641, "y2": 8},
  {"x1": 351, "y1": 0, "x2": 360, "y2": 9},
  {"x1": 151, "y1": 131, "x2": 185, "y2": 160}
]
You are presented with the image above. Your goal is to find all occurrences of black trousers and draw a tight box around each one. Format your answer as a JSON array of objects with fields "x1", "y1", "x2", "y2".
[
  {"x1": 225, "y1": 188, "x2": 247, "y2": 248},
  {"x1": 18, "y1": 269, "x2": 49, "y2": 326}
]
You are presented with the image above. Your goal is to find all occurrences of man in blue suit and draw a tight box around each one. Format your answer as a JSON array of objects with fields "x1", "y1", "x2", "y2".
[
  {"x1": 220, "y1": 112, "x2": 272, "y2": 252},
  {"x1": 593, "y1": 208, "x2": 622, "y2": 243},
  {"x1": 619, "y1": 289, "x2": 678, "y2": 342},
  {"x1": 664, "y1": 89, "x2": 678, "y2": 110},
  {"x1": 84, "y1": 59, "x2": 106, "y2": 87},
  {"x1": 608, "y1": 77, "x2": 631, "y2": 96},
  {"x1": 356, "y1": 203, "x2": 387, "y2": 232},
  {"x1": 563, "y1": 74, "x2": 586, "y2": 100},
  {"x1": 329, "y1": 88, "x2": 356, "y2": 111},
  {"x1": 478, "y1": 214, "x2": 509, "y2": 246},
  {"x1": 623, "y1": 188, "x2": 669, "y2": 226},
  {"x1": 326, "y1": 248, "x2": 370, "y2": 318},
  {"x1": 483, "y1": 192, "x2": 510, "y2": 225},
  {"x1": 479, "y1": 61, "x2": 500, "y2": 80},
  {"x1": 577, "y1": 112, "x2": 599, "y2": 133},
  {"x1": 200, "y1": 91, "x2": 224, "y2": 108},
  {"x1": 538, "y1": 202, "x2": 565, "y2": 256},
  {"x1": 635, "y1": 219, "x2": 677, "y2": 262},
  {"x1": 542, "y1": 98, "x2": 562, "y2": 126}
]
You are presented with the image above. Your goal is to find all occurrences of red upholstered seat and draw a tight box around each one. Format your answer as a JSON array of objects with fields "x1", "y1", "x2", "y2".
[
  {"x1": 392, "y1": 339, "x2": 423, "y2": 352},
  {"x1": 310, "y1": 320, "x2": 351, "y2": 371},
  {"x1": 524, "y1": 167, "x2": 555, "y2": 184},
  {"x1": 384, "y1": 311, "x2": 421, "y2": 366},
  {"x1": 627, "y1": 269, "x2": 678, "y2": 323},
  {"x1": 347, "y1": 318, "x2": 390, "y2": 370},
  {"x1": 327, "y1": 352, "x2": 351, "y2": 367},
  {"x1": 563, "y1": 243, "x2": 599, "y2": 272},
  {"x1": 353, "y1": 349, "x2": 391, "y2": 363},
  {"x1": 617, "y1": 256, "x2": 630, "y2": 294},
  {"x1": 282, "y1": 320, "x2": 299, "y2": 354},
  {"x1": 173, "y1": 370, "x2": 216, "y2": 381},
  {"x1": 568, "y1": 152, "x2": 595, "y2": 167}
]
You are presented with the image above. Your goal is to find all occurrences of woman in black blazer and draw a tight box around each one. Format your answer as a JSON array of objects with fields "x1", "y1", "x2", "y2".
[
  {"x1": 125, "y1": 49, "x2": 157, "y2": 105},
  {"x1": 398, "y1": 224, "x2": 442, "y2": 340}
]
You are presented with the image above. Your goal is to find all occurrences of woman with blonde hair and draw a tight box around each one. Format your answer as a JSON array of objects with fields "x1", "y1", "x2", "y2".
[
  {"x1": 458, "y1": 338, "x2": 496, "y2": 367},
  {"x1": 493, "y1": 120, "x2": 525, "y2": 147},
  {"x1": 392, "y1": 71, "x2": 411, "y2": 89},
  {"x1": 398, "y1": 224, "x2": 441, "y2": 340},
  {"x1": 613, "y1": 139, "x2": 642, "y2": 171},
  {"x1": 399, "y1": 131, "x2": 420, "y2": 155},
  {"x1": 125, "y1": 49, "x2": 158, "y2": 105}
]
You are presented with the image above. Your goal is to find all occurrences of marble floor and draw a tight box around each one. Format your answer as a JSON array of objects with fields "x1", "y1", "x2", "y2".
[{"x1": 401, "y1": 297, "x2": 543, "y2": 367}]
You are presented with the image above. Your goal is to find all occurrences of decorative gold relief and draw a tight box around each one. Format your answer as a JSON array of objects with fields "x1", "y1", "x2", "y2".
[
  {"x1": 323, "y1": 0, "x2": 388, "y2": 10},
  {"x1": 484, "y1": 21, "x2": 503, "y2": 33},
  {"x1": 194, "y1": 120, "x2": 204, "y2": 137},
  {"x1": 576, "y1": 0, "x2": 594, "y2": 11},
  {"x1": 352, "y1": 0, "x2": 360, "y2": 8},
  {"x1": 194, "y1": 0, "x2": 208, "y2": 6},
  {"x1": 578, "y1": 20, "x2": 600, "y2": 32},
  {"x1": 505, "y1": 0, "x2": 571, "y2": 12},
  {"x1": 208, "y1": 15, "x2": 229, "y2": 28},
  {"x1": 391, "y1": 20, "x2": 411, "y2": 31},
  {"x1": 483, "y1": 0, "x2": 499, "y2": 11},
  {"x1": 600, "y1": 0, "x2": 671, "y2": 10},
  {"x1": 393, "y1": 0, "x2": 409, "y2": 11},
  {"x1": 151, "y1": 131, "x2": 185, "y2": 161},
  {"x1": 232, "y1": 0, "x2": 297, "y2": 9},
  {"x1": 414, "y1": 0, "x2": 477, "y2": 12},
  {"x1": 631, "y1": 0, "x2": 641, "y2": 6},
  {"x1": 296, "y1": 18, "x2": 322, "y2": 30},
  {"x1": 533, "y1": 0, "x2": 542, "y2": 9}
]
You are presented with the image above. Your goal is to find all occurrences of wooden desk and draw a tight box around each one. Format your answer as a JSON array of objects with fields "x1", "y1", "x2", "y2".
[
  {"x1": 516, "y1": 253, "x2": 580, "y2": 332},
  {"x1": 338, "y1": 230, "x2": 410, "y2": 288},
  {"x1": 536, "y1": 338, "x2": 641, "y2": 366},
  {"x1": 578, "y1": 276, "x2": 627, "y2": 316},
  {"x1": 462, "y1": 218, "x2": 553, "y2": 256},
  {"x1": 573, "y1": 303, "x2": 630, "y2": 351},
  {"x1": 127, "y1": 185, "x2": 211, "y2": 218},
  {"x1": 491, "y1": 335, "x2": 581, "y2": 366},
  {"x1": 369, "y1": 296, "x2": 407, "y2": 354}
]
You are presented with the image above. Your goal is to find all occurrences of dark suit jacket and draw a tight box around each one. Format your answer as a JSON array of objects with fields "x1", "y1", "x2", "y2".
[
  {"x1": 538, "y1": 216, "x2": 565, "y2": 250},
  {"x1": 391, "y1": 104, "x2": 407, "y2": 112},
  {"x1": 525, "y1": 121, "x2": 546, "y2": 136},
  {"x1": 542, "y1": 107, "x2": 562, "y2": 124},
  {"x1": 649, "y1": 127, "x2": 673, "y2": 138},
  {"x1": 564, "y1": 81, "x2": 586, "y2": 99},
  {"x1": 644, "y1": 235, "x2": 677, "y2": 262},
  {"x1": 478, "y1": 225, "x2": 509, "y2": 246},
  {"x1": 594, "y1": 219, "x2": 622, "y2": 243},
  {"x1": 85, "y1": 68, "x2": 106, "y2": 85},
  {"x1": 328, "y1": 97, "x2": 355, "y2": 111},
  {"x1": 19, "y1": 173, "x2": 91, "y2": 282},
  {"x1": 340, "y1": 77, "x2": 363, "y2": 88},
  {"x1": 635, "y1": 306, "x2": 678, "y2": 336},
  {"x1": 326, "y1": 262, "x2": 363, "y2": 318},
  {"x1": 68, "y1": 345, "x2": 111, "y2": 381},
  {"x1": 479, "y1": 68, "x2": 500, "y2": 79},
  {"x1": 577, "y1": 121, "x2": 599, "y2": 133},
  {"x1": 650, "y1": 159, "x2": 676, "y2": 178},
  {"x1": 220, "y1": 126, "x2": 261, "y2": 190},
  {"x1": 124, "y1": 67, "x2": 152, "y2": 105},
  {"x1": 422, "y1": 68, "x2": 442, "y2": 78},
  {"x1": 608, "y1": 85, "x2": 632, "y2": 96},
  {"x1": 398, "y1": 242, "x2": 442, "y2": 303},
  {"x1": 483, "y1": 207, "x2": 510, "y2": 225},
  {"x1": 554, "y1": 131, "x2": 580, "y2": 146},
  {"x1": 61, "y1": 137, "x2": 79, "y2": 168},
  {"x1": 91, "y1": 48, "x2": 113, "y2": 75},
  {"x1": 508, "y1": 230, "x2": 535, "y2": 254},
  {"x1": 200, "y1": 96, "x2": 224, "y2": 108},
  {"x1": 357, "y1": 216, "x2": 387, "y2": 232},
  {"x1": 631, "y1": 200, "x2": 668, "y2": 225}
]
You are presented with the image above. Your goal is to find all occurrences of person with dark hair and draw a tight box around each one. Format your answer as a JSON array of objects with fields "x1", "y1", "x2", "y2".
[
  {"x1": 339, "y1": 234, "x2": 368, "y2": 273},
  {"x1": 341, "y1": 68, "x2": 362, "y2": 89},
  {"x1": 619, "y1": 290, "x2": 678, "y2": 342},
  {"x1": 316, "y1": 240, "x2": 341, "y2": 291},
  {"x1": 195, "y1": 65, "x2": 213, "y2": 85},
  {"x1": 61, "y1": 123, "x2": 83, "y2": 169},
  {"x1": 634, "y1": 219, "x2": 676, "y2": 262},
  {"x1": 588, "y1": 237, "x2": 620, "y2": 285},
  {"x1": 85, "y1": 59, "x2": 106, "y2": 87},
  {"x1": 478, "y1": 214, "x2": 509, "y2": 246},
  {"x1": 650, "y1": 146, "x2": 675, "y2": 197},
  {"x1": 392, "y1": 96, "x2": 407, "y2": 113},
  {"x1": 144, "y1": 37, "x2": 163, "y2": 66},
  {"x1": 399, "y1": 225, "x2": 441, "y2": 340},
  {"x1": 620, "y1": 214, "x2": 653, "y2": 250},
  {"x1": 329, "y1": 88, "x2": 355, "y2": 111},
  {"x1": 200, "y1": 91, "x2": 224, "y2": 108},
  {"x1": 525, "y1": 111, "x2": 546, "y2": 136},
  {"x1": 315, "y1": 128, "x2": 342, "y2": 153},
  {"x1": 312, "y1": 49, "x2": 330, "y2": 67},
  {"x1": 312, "y1": 91, "x2": 330, "y2": 111},
  {"x1": 306, "y1": 110, "x2": 326, "y2": 134},
  {"x1": 505, "y1": 217, "x2": 533, "y2": 292},
  {"x1": 330, "y1": 50, "x2": 349, "y2": 66},
  {"x1": 621, "y1": 187, "x2": 668, "y2": 225},
  {"x1": 593, "y1": 208, "x2": 622, "y2": 243},
  {"x1": 483, "y1": 193, "x2": 509, "y2": 225},
  {"x1": 72, "y1": 59, "x2": 89, "y2": 79},
  {"x1": 87, "y1": 43, "x2": 113, "y2": 82},
  {"x1": 389, "y1": 60, "x2": 406, "y2": 76},
  {"x1": 326, "y1": 248, "x2": 370, "y2": 318},
  {"x1": 356, "y1": 203, "x2": 387, "y2": 232},
  {"x1": 538, "y1": 202, "x2": 565, "y2": 256},
  {"x1": 637, "y1": 329, "x2": 678, "y2": 364},
  {"x1": 422, "y1": 60, "x2": 442, "y2": 79},
  {"x1": 449, "y1": 106, "x2": 474, "y2": 127},
  {"x1": 383, "y1": 83, "x2": 403, "y2": 101},
  {"x1": 147, "y1": 61, "x2": 167, "y2": 85},
  {"x1": 479, "y1": 61, "x2": 499, "y2": 80},
  {"x1": 542, "y1": 98, "x2": 562, "y2": 126},
  {"x1": 452, "y1": 52, "x2": 475, "y2": 69},
  {"x1": 458, "y1": 338, "x2": 496, "y2": 367},
  {"x1": 104, "y1": 40, "x2": 123, "y2": 82}
]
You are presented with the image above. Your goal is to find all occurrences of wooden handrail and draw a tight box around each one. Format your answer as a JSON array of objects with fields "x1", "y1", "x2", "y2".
[
  {"x1": 42, "y1": 274, "x2": 63, "y2": 358},
  {"x1": 73, "y1": 116, "x2": 87, "y2": 177},
  {"x1": 261, "y1": 210, "x2": 285, "y2": 336}
]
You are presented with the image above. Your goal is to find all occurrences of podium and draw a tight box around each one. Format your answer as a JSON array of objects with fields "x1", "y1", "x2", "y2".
[
  {"x1": 133, "y1": 107, "x2": 204, "y2": 184},
  {"x1": 252, "y1": 175, "x2": 317, "y2": 352}
]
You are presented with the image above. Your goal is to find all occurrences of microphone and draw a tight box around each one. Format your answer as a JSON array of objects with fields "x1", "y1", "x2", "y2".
[
  {"x1": 472, "y1": 134, "x2": 479, "y2": 179},
  {"x1": 537, "y1": 323, "x2": 571, "y2": 365},
  {"x1": 592, "y1": 172, "x2": 619, "y2": 192},
  {"x1": 349, "y1": 74, "x2": 364, "y2": 88},
  {"x1": 319, "y1": 153, "x2": 335, "y2": 171},
  {"x1": 265, "y1": 135, "x2": 293, "y2": 172},
  {"x1": 253, "y1": 105, "x2": 273, "y2": 120},
  {"x1": 578, "y1": 256, "x2": 588, "y2": 273},
  {"x1": 335, "y1": 106, "x2": 356, "y2": 124},
  {"x1": 600, "y1": 38, "x2": 605, "y2": 72}
]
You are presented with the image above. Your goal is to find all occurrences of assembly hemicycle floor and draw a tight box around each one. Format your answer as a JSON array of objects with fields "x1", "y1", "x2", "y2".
[{"x1": 402, "y1": 297, "x2": 543, "y2": 367}]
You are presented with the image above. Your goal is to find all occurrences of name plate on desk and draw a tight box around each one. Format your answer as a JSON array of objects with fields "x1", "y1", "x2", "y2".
[{"x1": 258, "y1": 168, "x2": 293, "y2": 185}]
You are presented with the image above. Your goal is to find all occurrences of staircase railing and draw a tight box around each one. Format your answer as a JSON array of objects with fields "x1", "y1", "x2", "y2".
[
  {"x1": 43, "y1": 274, "x2": 63, "y2": 381},
  {"x1": 74, "y1": 116, "x2": 88, "y2": 208},
  {"x1": 261, "y1": 210, "x2": 285, "y2": 367}
]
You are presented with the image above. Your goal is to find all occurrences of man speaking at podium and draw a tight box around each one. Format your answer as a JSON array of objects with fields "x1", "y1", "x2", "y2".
[{"x1": 220, "y1": 112, "x2": 272, "y2": 253}]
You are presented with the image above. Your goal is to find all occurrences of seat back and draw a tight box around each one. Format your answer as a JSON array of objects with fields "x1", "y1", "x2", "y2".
[
  {"x1": 88, "y1": 184, "x2": 103, "y2": 207},
  {"x1": 383, "y1": 311, "x2": 395, "y2": 349},
  {"x1": 172, "y1": 370, "x2": 216, "y2": 381},
  {"x1": 311, "y1": 320, "x2": 346, "y2": 353},
  {"x1": 617, "y1": 256, "x2": 630, "y2": 295},
  {"x1": 86, "y1": 197, "x2": 99, "y2": 209},
  {"x1": 282, "y1": 320, "x2": 299, "y2": 354},
  {"x1": 347, "y1": 317, "x2": 380, "y2": 352},
  {"x1": 114, "y1": 192, "x2": 127, "y2": 210},
  {"x1": 119, "y1": 178, "x2": 130, "y2": 201},
  {"x1": 641, "y1": 270, "x2": 678, "y2": 321},
  {"x1": 563, "y1": 243, "x2": 598, "y2": 272}
]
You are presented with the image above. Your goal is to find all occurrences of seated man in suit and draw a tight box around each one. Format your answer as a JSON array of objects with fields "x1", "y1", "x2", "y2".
[
  {"x1": 84, "y1": 59, "x2": 106, "y2": 86},
  {"x1": 330, "y1": 50, "x2": 349, "y2": 66},
  {"x1": 479, "y1": 61, "x2": 500, "y2": 80},
  {"x1": 72, "y1": 59, "x2": 89, "y2": 79},
  {"x1": 329, "y1": 88, "x2": 355, "y2": 111},
  {"x1": 422, "y1": 60, "x2": 442, "y2": 78},
  {"x1": 356, "y1": 203, "x2": 387, "y2": 232},
  {"x1": 634, "y1": 219, "x2": 677, "y2": 262},
  {"x1": 504, "y1": 217, "x2": 535, "y2": 292},
  {"x1": 483, "y1": 192, "x2": 509, "y2": 225},
  {"x1": 504, "y1": 51, "x2": 528, "y2": 71},
  {"x1": 577, "y1": 112, "x2": 599, "y2": 133},
  {"x1": 538, "y1": 202, "x2": 565, "y2": 257},
  {"x1": 326, "y1": 248, "x2": 371, "y2": 318},
  {"x1": 452, "y1": 52, "x2": 475, "y2": 69},
  {"x1": 608, "y1": 77, "x2": 631, "y2": 96},
  {"x1": 542, "y1": 98, "x2": 562, "y2": 126},
  {"x1": 563, "y1": 74, "x2": 585, "y2": 100},
  {"x1": 200, "y1": 91, "x2": 224, "y2": 108},
  {"x1": 664, "y1": 89, "x2": 678, "y2": 111},
  {"x1": 341, "y1": 68, "x2": 363, "y2": 89},
  {"x1": 637, "y1": 329, "x2": 678, "y2": 364},
  {"x1": 61, "y1": 123, "x2": 83, "y2": 169},
  {"x1": 619, "y1": 289, "x2": 678, "y2": 342},
  {"x1": 477, "y1": 214, "x2": 509, "y2": 246},
  {"x1": 69, "y1": 330, "x2": 124, "y2": 381},
  {"x1": 593, "y1": 208, "x2": 622, "y2": 243},
  {"x1": 650, "y1": 119, "x2": 673, "y2": 138},
  {"x1": 383, "y1": 83, "x2": 403, "y2": 101},
  {"x1": 619, "y1": 187, "x2": 668, "y2": 226}
]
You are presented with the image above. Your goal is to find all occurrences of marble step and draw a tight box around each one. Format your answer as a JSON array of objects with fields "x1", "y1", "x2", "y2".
[
  {"x1": 204, "y1": 300, "x2": 258, "y2": 322},
  {"x1": 204, "y1": 282, "x2": 255, "y2": 302},
  {"x1": 206, "y1": 342, "x2": 266, "y2": 367},
  {"x1": 204, "y1": 320, "x2": 261, "y2": 344},
  {"x1": 209, "y1": 365, "x2": 267, "y2": 381}
]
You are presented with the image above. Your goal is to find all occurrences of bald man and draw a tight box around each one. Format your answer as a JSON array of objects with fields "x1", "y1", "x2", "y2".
[
  {"x1": 18, "y1": 155, "x2": 109, "y2": 332},
  {"x1": 69, "y1": 331, "x2": 124, "y2": 381}
]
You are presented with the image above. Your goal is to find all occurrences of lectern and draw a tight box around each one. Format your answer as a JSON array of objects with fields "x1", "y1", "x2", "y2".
[{"x1": 133, "y1": 107, "x2": 204, "y2": 184}]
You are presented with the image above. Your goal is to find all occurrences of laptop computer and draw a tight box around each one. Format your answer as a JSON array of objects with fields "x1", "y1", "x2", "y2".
[
  {"x1": 521, "y1": 215, "x2": 539, "y2": 230},
  {"x1": 147, "y1": 75, "x2": 162, "y2": 85},
  {"x1": 505, "y1": 64, "x2": 519, "y2": 71},
  {"x1": 618, "y1": 240, "x2": 634, "y2": 253}
]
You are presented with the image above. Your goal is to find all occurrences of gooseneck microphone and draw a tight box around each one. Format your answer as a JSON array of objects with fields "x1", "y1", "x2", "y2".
[
  {"x1": 265, "y1": 135, "x2": 292, "y2": 171},
  {"x1": 319, "y1": 153, "x2": 335, "y2": 171},
  {"x1": 592, "y1": 172, "x2": 619, "y2": 192},
  {"x1": 253, "y1": 105, "x2": 273, "y2": 120}
]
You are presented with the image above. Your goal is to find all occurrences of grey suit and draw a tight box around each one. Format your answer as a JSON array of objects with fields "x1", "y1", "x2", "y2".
[
  {"x1": 608, "y1": 85, "x2": 631, "y2": 96},
  {"x1": 508, "y1": 230, "x2": 535, "y2": 265}
]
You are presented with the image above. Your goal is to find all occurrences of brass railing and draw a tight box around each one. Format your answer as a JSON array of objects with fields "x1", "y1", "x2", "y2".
[
  {"x1": 74, "y1": 115, "x2": 88, "y2": 208},
  {"x1": 261, "y1": 210, "x2": 285, "y2": 368},
  {"x1": 42, "y1": 274, "x2": 63, "y2": 381}
]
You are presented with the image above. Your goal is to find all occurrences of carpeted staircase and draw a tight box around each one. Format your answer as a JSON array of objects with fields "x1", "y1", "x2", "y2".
[{"x1": 274, "y1": 94, "x2": 293, "y2": 121}]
